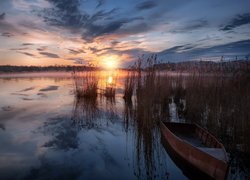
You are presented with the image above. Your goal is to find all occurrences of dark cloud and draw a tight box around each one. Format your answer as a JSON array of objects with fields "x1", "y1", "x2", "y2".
[
  {"x1": 89, "y1": 47, "x2": 102, "y2": 54},
  {"x1": 67, "y1": 57, "x2": 84, "y2": 64},
  {"x1": 136, "y1": 1, "x2": 157, "y2": 11},
  {"x1": 40, "y1": 0, "x2": 84, "y2": 29},
  {"x1": 185, "y1": 19, "x2": 208, "y2": 30},
  {"x1": 22, "y1": 43, "x2": 34, "y2": 46},
  {"x1": 117, "y1": 21, "x2": 150, "y2": 35},
  {"x1": 96, "y1": 0, "x2": 105, "y2": 8},
  {"x1": 67, "y1": 48, "x2": 85, "y2": 55},
  {"x1": 42, "y1": 0, "x2": 118, "y2": 30},
  {"x1": 40, "y1": 52, "x2": 60, "y2": 58},
  {"x1": 37, "y1": 46, "x2": 47, "y2": 51},
  {"x1": 38, "y1": 0, "x2": 143, "y2": 41},
  {"x1": 159, "y1": 45, "x2": 185, "y2": 54},
  {"x1": 0, "y1": 13, "x2": 5, "y2": 20},
  {"x1": 19, "y1": 87, "x2": 36, "y2": 92},
  {"x1": 159, "y1": 39, "x2": 250, "y2": 61},
  {"x1": 220, "y1": 13, "x2": 250, "y2": 31},
  {"x1": 82, "y1": 17, "x2": 143, "y2": 41},
  {"x1": 111, "y1": 40, "x2": 120, "y2": 46},
  {"x1": 85, "y1": 20, "x2": 126, "y2": 37},
  {"x1": 17, "y1": 51, "x2": 36, "y2": 57},
  {"x1": 0, "y1": 123, "x2": 5, "y2": 130},
  {"x1": 1, "y1": 32, "x2": 14, "y2": 37},
  {"x1": 10, "y1": 47, "x2": 29, "y2": 51},
  {"x1": 170, "y1": 19, "x2": 208, "y2": 33},
  {"x1": 89, "y1": 8, "x2": 119, "y2": 22},
  {"x1": 47, "y1": 0, "x2": 79, "y2": 13},
  {"x1": 88, "y1": 47, "x2": 113, "y2": 54}
]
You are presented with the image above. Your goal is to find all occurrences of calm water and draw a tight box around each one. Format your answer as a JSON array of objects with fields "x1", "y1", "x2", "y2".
[{"x1": 0, "y1": 72, "x2": 187, "y2": 180}]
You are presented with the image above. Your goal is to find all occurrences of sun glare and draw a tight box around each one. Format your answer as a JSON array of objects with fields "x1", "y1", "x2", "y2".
[
  {"x1": 101, "y1": 55, "x2": 119, "y2": 69},
  {"x1": 107, "y1": 76, "x2": 113, "y2": 84}
]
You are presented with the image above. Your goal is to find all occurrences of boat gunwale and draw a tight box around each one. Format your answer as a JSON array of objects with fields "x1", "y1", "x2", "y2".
[{"x1": 194, "y1": 123, "x2": 229, "y2": 162}]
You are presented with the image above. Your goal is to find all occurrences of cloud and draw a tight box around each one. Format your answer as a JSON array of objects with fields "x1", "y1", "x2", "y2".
[
  {"x1": 82, "y1": 17, "x2": 143, "y2": 41},
  {"x1": 19, "y1": 87, "x2": 36, "y2": 92},
  {"x1": 37, "y1": 46, "x2": 47, "y2": 51},
  {"x1": 0, "y1": 16, "x2": 24, "y2": 37},
  {"x1": 67, "y1": 48, "x2": 85, "y2": 55},
  {"x1": 17, "y1": 51, "x2": 36, "y2": 57},
  {"x1": 22, "y1": 43, "x2": 34, "y2": 46},
  {"x1": 158, "y1": 39, "x2": 250, "y2": 61},
  {"x1": 38, "y1": 0, "x2": 143, "y2": 41},
  {"x1": 10, "y1": 47, "x2": 29, "y2": 51},
  {"x1": 185, "y1": 19, "x2": 208, "y2": 30},
  {"x1": 1, "y1": 32, "x2": 14, "y2": 37},
  {"x1": 96, "y1": 0, "x2": 105, "y2": 8},
  {"x1": 39, "y1": 0, "x2": 83, "y2": 29},
  {"x1": 136, "y1": 1, "x2": 157, "y2": 11},
  {"x1": 220, "y1": 13, "x2": 250, "y2": 31},
  {"x1": 88, "y1": 46, "x2": 115, "y2": 55},
  {"x1": 67, "y1": 57, "x2": 85, "y2": 64},
  {"x1": 40, "y1": 52, "x2": 60, "y2": 58},
  {"x1": 0, "y1": 13, "x2": 5, "y2": 20},
  {"x1": 170, "y1": 19, "x2": 208, "y2": 33}
]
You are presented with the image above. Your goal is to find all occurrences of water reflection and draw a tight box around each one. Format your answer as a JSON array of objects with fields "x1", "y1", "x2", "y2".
[
  {"x1": 39, "y1": 116, "x2": 79, "y2": 150},
  {"x1": 122, "y1": 72, "x2": 171, "y2": 179},
  {"x1": 72, "y1": 98, "x2": 100, "y2": 129},
  {"x1": 2, "y1": 72, "x2": 234, "y2": 180}
]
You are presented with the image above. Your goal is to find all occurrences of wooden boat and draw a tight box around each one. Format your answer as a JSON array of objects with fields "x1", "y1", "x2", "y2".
[{"x1": 160, "y1": 122, "x2": 229, "y2": 180}]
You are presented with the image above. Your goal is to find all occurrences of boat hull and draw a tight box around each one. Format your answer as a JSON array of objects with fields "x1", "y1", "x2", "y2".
[{"x1": 160, "y1": 122, "x2": 228, "y2": 180}]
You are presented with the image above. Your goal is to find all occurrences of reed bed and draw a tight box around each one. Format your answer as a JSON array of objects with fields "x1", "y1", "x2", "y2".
[
  {"x1": 123, "y1": 70, "x2": 136, "y2": 101},
  {"x1": 123, "y1": 55, "x2": 171, "y2": 179},
  {"x1": 72, "y1": 71, "x2": 98, "y2": 99},
  {"x1": 183, "y1": 72, "x2": 250, "y2": 176},
  {"x1": 71, "y1": 55, "x2": 249, "y2": 178},
  {"x1": 123, "y1": 55, "x2": 250, "y2": 178}
]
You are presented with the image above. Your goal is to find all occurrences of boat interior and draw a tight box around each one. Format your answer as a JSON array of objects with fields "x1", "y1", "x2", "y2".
[{"x1": 163, "y1": 122, "x2": 228, "y2": 162}]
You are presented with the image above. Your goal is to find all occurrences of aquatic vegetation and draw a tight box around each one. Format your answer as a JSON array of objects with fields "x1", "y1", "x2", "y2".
[
  {"x1": 121, "y1": 55, "x2": 250, "y2": 178},
  {"x1": 72, "y1": 71, "x2": 98, "y2": 99},
  {"x1": 123, "y1": 70, "x2": 136, "y2": 101}
]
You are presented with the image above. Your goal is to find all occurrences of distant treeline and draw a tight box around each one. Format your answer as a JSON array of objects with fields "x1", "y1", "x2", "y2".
[
  {"x1": 153, "y1": 60, "x2": 250, "y2": 74},
  {"x1": 0, "y1": 60, "x2": 249, "y2": 73},
  {"x1": 0, "y1": 65, "x2": 99, "y2": 73}
]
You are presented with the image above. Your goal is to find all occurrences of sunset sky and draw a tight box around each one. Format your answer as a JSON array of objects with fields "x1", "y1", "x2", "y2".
[{"x1": 0, "y1": 0, "x2": 250, "y2": 67}]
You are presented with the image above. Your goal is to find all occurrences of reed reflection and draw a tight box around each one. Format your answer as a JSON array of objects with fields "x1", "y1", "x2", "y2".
[
  {"x1": 123, "y1": 56, "x2": 170, "y2": 179},
  {"x1": 72, "y1": 98, "x2": 100, "y2": 129}
]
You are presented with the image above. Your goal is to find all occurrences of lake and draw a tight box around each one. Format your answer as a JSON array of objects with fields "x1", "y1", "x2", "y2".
[{"x1": 0, "y1": 72, "x2": 187, "y2": 180}]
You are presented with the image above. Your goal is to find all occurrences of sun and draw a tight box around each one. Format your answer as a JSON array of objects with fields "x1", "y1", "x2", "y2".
[{"x1": 101, "y1": 55, "x2": 119, "y2": 69}]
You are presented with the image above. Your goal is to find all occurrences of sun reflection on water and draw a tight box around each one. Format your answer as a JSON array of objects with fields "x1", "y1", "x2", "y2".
[{"x1": 107, "y1": 76, "x2": 113, "y2": 85}]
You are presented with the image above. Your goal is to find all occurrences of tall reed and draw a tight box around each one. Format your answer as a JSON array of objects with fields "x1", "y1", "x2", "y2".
[{"x1": 72, "y1": 71, "x2": 98, "y2": 99}]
